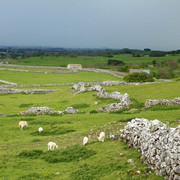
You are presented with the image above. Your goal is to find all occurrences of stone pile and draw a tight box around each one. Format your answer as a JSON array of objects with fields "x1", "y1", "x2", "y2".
[
  {"x1": 145, "y1": 98, "x2": 180, "y2": 108},
  {"x1": 120, "y1": 118, "x2": 180, "y2": 179},
  {"x1": 20, "y1": 106, "x2": 79, "y2": 115}
]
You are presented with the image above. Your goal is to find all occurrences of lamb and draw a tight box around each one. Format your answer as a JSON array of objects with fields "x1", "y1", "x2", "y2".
[
  {"x1": 38, "y1": 127, "x2": 43, "y2": 133},
  {"x1": 83, "y1": 136, "x2": 88, "y2": 145},
  {"x1": 48, "y1": 142, "x2": 58, "y2": 150},
  {"x1": 97, "y1": 132, "x2": 105, "y2": 142},
  {"x1": 19, "y1": 121, "x2": 28, "y2": 130}
]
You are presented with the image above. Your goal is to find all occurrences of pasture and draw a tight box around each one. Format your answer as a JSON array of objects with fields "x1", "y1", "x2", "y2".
[
  {"x1": 9, "y1": 54, "x2": 180, "y2": 67},
  {"x1": 0, "y1": 64, "x2": 180, "y2": 179}
]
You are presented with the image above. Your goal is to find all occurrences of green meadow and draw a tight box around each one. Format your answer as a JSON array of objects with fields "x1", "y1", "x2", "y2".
[
  {"x1": 0, "y1": 70, "x2": 121, "y2": 85},
  {"x1": 10, "y1": 54, "x2": 180, "y2": 67},
  {"x1": 0, "y1": 62, "x2": 180, "y2": 179}
]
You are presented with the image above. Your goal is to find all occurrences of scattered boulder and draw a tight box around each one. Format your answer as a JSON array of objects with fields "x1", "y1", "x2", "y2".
[{"x1": 64, "y1": 106, "x2": 79, "y2": 114}]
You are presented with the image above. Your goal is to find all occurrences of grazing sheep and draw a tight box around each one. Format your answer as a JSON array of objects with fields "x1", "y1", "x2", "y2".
[
  {"x1": 38, "y1": 127, "x2": 43, "y2": 133},
  {"x1": 97, "y1": 132, "x2": 105, "y2": 142},
  {"x1": 19, "y1": 121, "x2": 28, "y2": 130},
  {"x1": 94, "y1": 101, "x2": 98, "y2": 105},
  {"x1": 48, "y1": 142, "x2": 58, "y2": 150},
  {"x1": 83, "y1": 136, "x2": 88, "y2": 145}
]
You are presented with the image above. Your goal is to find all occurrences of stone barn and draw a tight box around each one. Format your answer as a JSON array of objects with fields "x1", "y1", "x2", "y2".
[{"x1": 67, "y1": 64, "x2": 82, "y2": 70}]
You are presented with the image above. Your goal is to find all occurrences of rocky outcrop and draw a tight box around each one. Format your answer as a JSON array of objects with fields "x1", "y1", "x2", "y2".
[
  {"x1": 20, "y1": 106, "x2": 79, "y2": 115},
  {"x1": 145, "y1": 98, "x2": 180, "y2": 108},
  {"x1": 120, "y1": 118, "x2": 180, "y2": 179}
]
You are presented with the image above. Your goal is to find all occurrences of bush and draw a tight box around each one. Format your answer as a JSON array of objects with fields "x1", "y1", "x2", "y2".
[
  {"x1": 108, "y1": 59, "x2": 124, "y2": 66},
  {"x1": 156, "y1": 68, "x2": 175, "y2": 79},
  {"x1": 120, "y1": 65, "x2": 128, "y2": 72},
  {"x1": 124, "y1": 72, "x2": 154, "y2": 82}
]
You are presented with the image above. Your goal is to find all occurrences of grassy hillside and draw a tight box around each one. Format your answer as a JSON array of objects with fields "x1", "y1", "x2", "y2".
[{"x1": 0, "y1": 67, "x2": 179, "y2": 179}]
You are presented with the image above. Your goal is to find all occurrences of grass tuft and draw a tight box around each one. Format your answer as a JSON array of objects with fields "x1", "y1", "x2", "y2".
[
  {"x1": 71, "y1": 103, "x2": 90, "y2": 109},
  {"x1": 19, "y1": 149, "x2": 43, "y2": 159},
  {"x1": 30, "y1": 127, "x2": 75, "y2": 136},
  {"x1": 19, "y1": 103, "x2": 34, "y2": 108},
  {"x1": 42, "y1": 145, "x2": 96, "y2": 163}
]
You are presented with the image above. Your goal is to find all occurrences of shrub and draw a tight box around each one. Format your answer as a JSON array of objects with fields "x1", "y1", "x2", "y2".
[
  {"x1": 124, "y1": 72, "x2": 154, "y2": 82},
  {"x1": 108, "y1": 59, "x2": 124, "y2": 66},
  {"x1": 90, "y1": 110, "x2": 98, "y2": 114},
  {"x1": 120, "y1": 65, "x2": 128, "y2": 72},
  {"x1": 156, "y1": 68, "x2": 175, "y2": 79},
  {"x1": 42, "y1": 145, "x2": 96, "y2": 163}
]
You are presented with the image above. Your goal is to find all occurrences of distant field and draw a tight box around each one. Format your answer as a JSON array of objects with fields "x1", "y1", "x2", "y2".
[
  {"x1": 9, "y1": 54, "x2": 180, "y2": 67},
  {"x1": 0, "y1": 70, "x2": 121, "y2": 85}
]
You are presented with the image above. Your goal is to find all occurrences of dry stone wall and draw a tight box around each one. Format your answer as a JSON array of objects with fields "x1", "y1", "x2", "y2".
[
  {"x1": 145, "y1": 98, "x2": 180, "y2": 108},
  {"x1": 0, "y1": 88, "x2": 58, "y2": 94},
  {"x1": 0, "y1": 68, "x2": 77, "y2": 74},
  {"x1": 120, "y1": 118, "x2": 180, "y2": 180},
  {"x1": 20, "y1": 106, "x2": 79, "y2": 115},
  {"x1": 72, "y1": 82, "x2": 131, "y2": 112}
]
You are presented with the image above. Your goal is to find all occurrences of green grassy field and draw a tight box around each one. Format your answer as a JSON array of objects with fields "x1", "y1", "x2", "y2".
[
  {"x1": 0, "y1": 70, "x2": 121, "y2": 85},
  {"x1": 0, "y1": 66, "x2": 71, "y2": 72},
  {"x1": 9, "y1": 54, "x2": 180, "y2": 67},
  {"x1": 0, "y1": 65, "x2": 180, "y2": 179}
]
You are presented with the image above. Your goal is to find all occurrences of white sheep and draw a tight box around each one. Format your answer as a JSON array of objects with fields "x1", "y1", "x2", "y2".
[
  {"x1": 83, "y1": 136, "x2": 88, "y2": 145},
  {"x1": 38, "y1": 127, "x2": 43, "y2": 133},
  {"x1": 97, "y1": 132, "x2": 105, "y2": 142},
  {"x1": 94, "y1": 101, "x2": 98, "y2": 105},
  {"x1": 19, "y1": 121, "x2": 28, "y2": 130},
  {"x1": 48, "y1": 142, "x2": 58, "y2": 150}
]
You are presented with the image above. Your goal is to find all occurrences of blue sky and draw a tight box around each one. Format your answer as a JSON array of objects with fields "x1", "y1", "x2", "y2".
[{"x1": 0, "y1": 0, "x2": 180, "y2": 50}]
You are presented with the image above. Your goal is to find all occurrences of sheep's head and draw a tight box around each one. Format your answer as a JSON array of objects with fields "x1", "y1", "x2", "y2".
[{"x1": 56, "y1": 145, "x2": 58, "y2": 149}]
